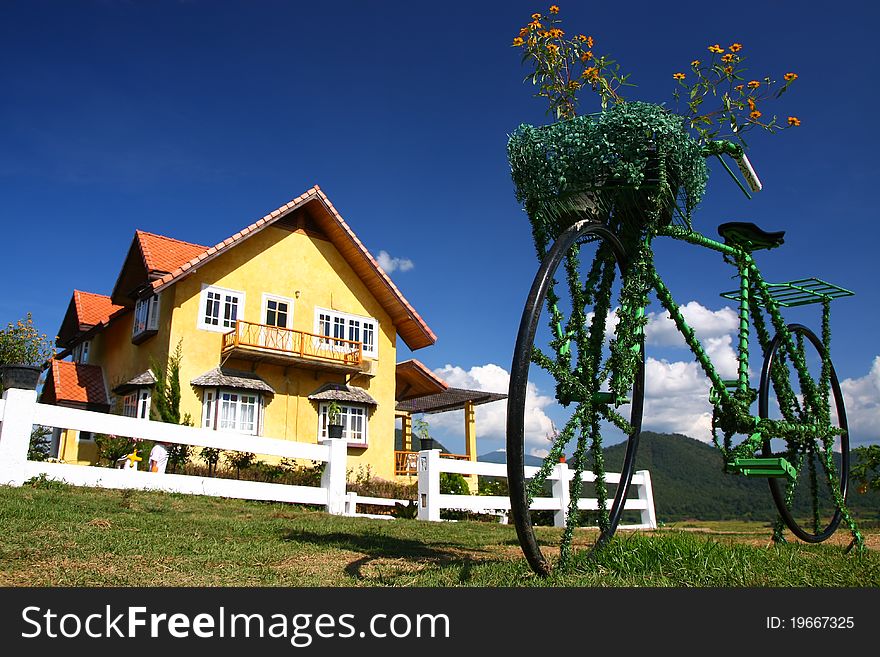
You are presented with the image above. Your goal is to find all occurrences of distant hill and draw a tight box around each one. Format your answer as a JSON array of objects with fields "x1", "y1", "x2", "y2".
[
  {"x1": 478, "y1": 450, "x2": 544, "y2": 467},
  {"x1": 480, "y1": 432, "x2": 880, "y2": 523}
]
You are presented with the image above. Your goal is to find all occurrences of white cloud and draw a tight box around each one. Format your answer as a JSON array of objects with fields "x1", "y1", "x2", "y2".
[
  {"x1": 840, "y1": 356, "x2": 880, "y2": 446},
  {"x1": 430, "y1": 363, "x2": 556, "y2": 457},
  {"x1": 376, "y1": 250, "x2": 414, "y2": 273},
  {"x1": 645, "y1": 301, "x2": 739, "y2": 347}
]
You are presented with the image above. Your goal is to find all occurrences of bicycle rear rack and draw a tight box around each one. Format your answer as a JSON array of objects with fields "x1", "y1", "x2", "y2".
[{"x1": 721, "y1": 277, "x2": 854, "y2": 308}]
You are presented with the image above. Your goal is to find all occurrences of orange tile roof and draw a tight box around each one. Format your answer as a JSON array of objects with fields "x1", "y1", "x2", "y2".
[
  {"x1": 135, "y1": 230, "x2": 208, "y2": 274},
  {"x1": 149, "y1": 185, "x2": 437, "y2": 351},
  {"x1": 44, "y1": 360, "x2": 109, "y2": 407},
  {"x1": 73, "y1": 290, "x2": 125, "y2": 328}
]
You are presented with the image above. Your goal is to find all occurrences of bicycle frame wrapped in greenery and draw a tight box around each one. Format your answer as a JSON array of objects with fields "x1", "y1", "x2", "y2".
[{"x1": 503, "y1": 8, "x2": 853, "y2": 575}]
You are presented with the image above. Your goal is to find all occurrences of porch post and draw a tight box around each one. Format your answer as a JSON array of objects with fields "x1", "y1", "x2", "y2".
[{"x1": 464, "y1": 400, "x2": 476, "y2": 461}]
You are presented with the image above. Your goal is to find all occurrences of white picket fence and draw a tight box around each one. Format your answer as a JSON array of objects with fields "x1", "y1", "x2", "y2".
[
  {"x1": 0, "y1": 387, "x2": 349, "y2": 514},
  {"x1": 416, "y1": 449, "x2": 657, "y2": 529}
]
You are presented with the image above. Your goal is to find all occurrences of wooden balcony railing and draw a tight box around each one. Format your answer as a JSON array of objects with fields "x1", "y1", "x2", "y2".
[
  {"x1": 222, "y1": 320, "x2": 362, "y2": 368},
  {"x1": 394, "y1": 450, "x2": 470, "y2": 476}
]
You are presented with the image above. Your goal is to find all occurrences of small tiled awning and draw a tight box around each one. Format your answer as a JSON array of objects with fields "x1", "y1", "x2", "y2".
[
  {"x1": 191, "y1": 367, "x2": 275, "y2": 394},
  {"x1": 112, "y1": 370, "x2": 157, "y2": 394},
  {"x1": 308, "y1": 383, "x2": 378, "y2": 406},
  {"x1": 396, "y1": 387, "x2": 507, "y2": 414},
  {"x1": 40, "y1": 360, "x2": 110, "y2": 411}
]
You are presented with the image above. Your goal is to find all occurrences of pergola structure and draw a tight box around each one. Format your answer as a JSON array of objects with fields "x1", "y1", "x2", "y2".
[{"x1": 394, "y1": 360, "x2": 507, "y2": 476}]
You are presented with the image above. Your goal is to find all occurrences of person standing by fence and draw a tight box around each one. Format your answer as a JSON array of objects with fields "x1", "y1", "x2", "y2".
[{"x1": 149, "y1": 442, "x2": 170, "y2": 474}]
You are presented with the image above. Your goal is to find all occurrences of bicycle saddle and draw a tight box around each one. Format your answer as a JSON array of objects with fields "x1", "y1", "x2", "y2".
[{"x1": 717, "y1": 222, "x2": 785, "y2": 251}]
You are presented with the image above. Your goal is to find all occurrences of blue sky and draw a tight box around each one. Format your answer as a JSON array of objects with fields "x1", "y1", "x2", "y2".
[{"x1": 2, "y1": 1, "x2": 878, "y2": 456}]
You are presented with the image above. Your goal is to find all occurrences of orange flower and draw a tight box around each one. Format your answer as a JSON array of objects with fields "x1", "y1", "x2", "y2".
[
  {"x1": 532, "y1": 12, "x2": 542, "y2": 20},
  {"x1": 723, "y1": 66, "x2": 733, "y2": 75},
  {"x1": 549, "y1": 4, "x2": 560, "y2": 13},
  {"x1": 787, "y1": 116, "x2": 801, "y2": 126},
  {"x1": 519, "y1": 27, "x2": 530, "y2": 37},
  {"x1": 586, "y1": 35, "x2": 593, "y2": 48},
  {"x1": 673, "y1": 72, "x2": 686, "y2": 80},
  {"x1": 512, "y1": 37, "x2": 524, "y2": 47},
  {"x1": 750, "y1": 110, "x2": 762, "y2": 120},
  {"x1": 729, "y1": 42, "x2": 743, "y2": 52},
  {"x1": 529, "y1": 20, "x2": 543, "y2": 29},
  {"x1": 708, "y1": 44, "x2": 724, "y2": 54},
  {"x1": 582, "y1": 67, "x2": 599, "y2": 80},
  {"x1": 568, "y1": 80, "x2": 581, "y2": 90},
  {"x1": 734, "y1": 84, "x2": 744, "y2": 91},
  {"x1": 747, "y1": 80, "x2": 761, "y2": 89},
  {"x1": 549, "y1": 28, "x2": 564, "y2": 38},
  {"x1": 580, "y1": 50, "x2": 593, "y2": 61},
  {"x1": 528, "y1": 36, "x2": 537, "y2": 46},
  {"x1": 747, "y1": 98, "x2": 756, "y2": 110},
  {"x1": 691, "y1": 59, "x2": 701, "y2": 67},
  {"x1": 546, "y1": 43, "x2": 559, "y2": 55},
  {"x1": 577, "y1": 34, "x2": 588, "y2": 42},
  {"x1": 784, "y1": 72, "x2": 798, "y2": 81}
]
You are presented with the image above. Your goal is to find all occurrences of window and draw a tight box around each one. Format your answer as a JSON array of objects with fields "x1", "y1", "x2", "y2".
[
  {"x1": 201, "y1": 389, "x2": 262, "y2": 435},
  {"x1": 199, "y1": 285, "x2": 245, "y2": 332},
  {"x1": 132, "y1": 294, "x2": 160, "y2": 341},
  {"x1": 314, "y1": 308, "x2": 378, "y2": 358},
  {"x1": 122, "y1": 389, "x2": 151, "y2": 419},
  {"x1": 263, "y1": 295, "x2": 293, "y2": 328},
  {"x1": 72, "y1": 340, "x2": 90, "y2": 364},
  {"x1": 318, "y1": 402, "x2": 368, "y2": 445}
]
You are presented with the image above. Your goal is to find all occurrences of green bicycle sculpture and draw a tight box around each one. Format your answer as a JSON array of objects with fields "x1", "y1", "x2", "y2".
[{"x1": 505, "y1": 102, "x2": 861, "y2": 576}]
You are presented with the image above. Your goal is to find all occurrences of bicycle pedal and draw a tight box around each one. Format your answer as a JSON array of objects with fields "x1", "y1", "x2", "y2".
[{"x1": 730, "y1": 457, "x2": 796, "y2": 481}]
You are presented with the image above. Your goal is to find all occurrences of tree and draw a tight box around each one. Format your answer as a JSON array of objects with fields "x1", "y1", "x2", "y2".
[
  {"x1": 151, "y1": 339, "x2": 193, "y2": 472},
  {"x1": 853, "y1": 445, "x2": 880, "y2": 494}
]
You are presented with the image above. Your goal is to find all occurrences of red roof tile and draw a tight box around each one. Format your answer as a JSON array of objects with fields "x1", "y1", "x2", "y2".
[
  {"x1": 73, "y1": 290, "x2": 125, "y2": 328},
  {"x1": 135, "y1": 230, "x2": 207, "y2": 274},
  {"x1": 44, "y1": 360, "x2": 109, "y2": 407}
]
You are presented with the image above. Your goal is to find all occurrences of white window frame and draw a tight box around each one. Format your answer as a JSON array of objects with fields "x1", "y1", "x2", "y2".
[
  {"x1": 201, "y1": 388, "x2": 263, "y2": 436},
  {"x1": 72, "y1": 340, "x2": 90, "y2": 364},
  {"x1": 198, "y1": 284, "x2": 245, "y2": 333},
  {"x1": 313, "y1": 307, "x2": 378, "y2": 358},
  {"x1": 121, "y1": 388, "x2": 152, "y2": 419},
  {"x1": 132, "y1": 293, "x2": 160, "y2": 339},
  {"x1": 261, "y1": 293, "x2": 295, "y2": 329},
  {"x1": 318, "y1": 402, "x2": 368, "y2": 446}
]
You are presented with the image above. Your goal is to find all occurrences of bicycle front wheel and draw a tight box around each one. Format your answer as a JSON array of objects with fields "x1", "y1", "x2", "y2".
[
  {"x1": 759, "y1": 323, "x2": 849, "y2": 542},
  {"x1": 507, "y1": 220, "x2": 645, "y2": 576}
]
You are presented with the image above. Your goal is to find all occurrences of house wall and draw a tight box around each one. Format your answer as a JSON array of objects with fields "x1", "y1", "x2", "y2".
[{"x1": 158, "y1": 225, "x2": 400, "y2": 479}]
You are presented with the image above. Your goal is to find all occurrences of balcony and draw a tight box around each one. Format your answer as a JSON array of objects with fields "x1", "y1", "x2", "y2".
[
  {"x1": 221, "y1": 320, "x2": 367, "y2": 374},
  {"x1": 394, "y1": 450, "x2": 470, "y2": 476}
]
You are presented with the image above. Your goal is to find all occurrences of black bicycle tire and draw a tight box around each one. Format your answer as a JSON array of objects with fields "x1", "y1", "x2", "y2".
[
  {"x1": 758, "y1": 323, "x2": 849, "y2": 543},
  {"x1": 506, "y1": 220, "x2": 645, "y2": 575}
]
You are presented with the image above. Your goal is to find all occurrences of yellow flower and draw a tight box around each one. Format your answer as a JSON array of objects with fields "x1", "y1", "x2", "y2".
[
  {"x1": 577, "y1": 34, "x2": 588, "y2": 42},
  {"x1": 519, "y1": 27, "x2": 530, "y2": 37},
  {"x1": 721, "y1": 53, "x2": 734, "y2": 63},
  {"x1": 582, "y1": 67, "x2": 599, "y2": 80},
  {"x1": 568, "y1": 80, "x2": 581, "y2": 90},
  {"x1": 549, "y1": 4, "x2": 560, "y2": 13},
  {"x1": 580, "y1": 50, "x2": 593, "y2": 61},
  {"x1": 747, "y1": 98, "x2": 756, "y2": 110},
  {"x1": 729, "y1": 42, "x2": 743, "y2": 52},
  {"x1": 750, "y1": 110, "x2": 762, "y2": 120},
  {"x1": 747, "y1": 80, "x2": 761, "y2": 89},
  {"x1": 528, "y1": 36, "x2": 537, "y2": 46},
  {"x1": 784, "y1": 72, "x2": 798, "y2": 81},
  {"x1": 585, "y1": 35, "x2": 593, "y2": 48},
  {"x1": 546, "y1": 43, "x2": 559, "y2": 55},
  {"x1": 532, "y1": 12, "x2": 542, "y2": 20},
  {"x1": 708, "y1": 44, "x2": 724, "y2": 54},
  {"x1": 673, "y1": 72, "x2": 686, "y2": 80},
  {"x1": 734, "y1": 84, "x2": 744, "y2": 91},
  {"x1": 512, "y1": 37, "x2": 524, "y2": 46},
  {"x1": 787, "y1": 116, "x2": 801, "y2": 126},
  {"x1": 549, "y1": 28, "x2": 564, "y2": 38},
  {"x1": 691, "y1": 59, "x2": 701, "y2": 67},
  {"x1": 529, "y1": 20, "x2": 543, "y2": 29}
]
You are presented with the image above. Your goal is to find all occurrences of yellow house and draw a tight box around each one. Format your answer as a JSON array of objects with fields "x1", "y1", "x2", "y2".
[{"x1": 42, "y1": 186, "x2": 438, "y2": 480}]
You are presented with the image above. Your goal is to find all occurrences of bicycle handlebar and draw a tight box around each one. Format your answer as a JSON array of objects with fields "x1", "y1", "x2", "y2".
[{"x1": 702, "y1": 140, "x2": 763, "y2": 196}]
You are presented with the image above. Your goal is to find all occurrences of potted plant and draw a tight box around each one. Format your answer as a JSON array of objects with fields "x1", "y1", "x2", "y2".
[
  {"x1": 326, "y1": 401, "x2": 344, "y2": 439},
  {"x1": 0, "y1": 313, "x2": 55, "y2": 391},
  {"x1": 509, "y1": 6, "x2": 799, "y2": 245}
]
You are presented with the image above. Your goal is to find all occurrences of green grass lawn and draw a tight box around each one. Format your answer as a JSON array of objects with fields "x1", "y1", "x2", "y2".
[{"x1": 2, "y1": 481, "x2": 878, "y2": 587}]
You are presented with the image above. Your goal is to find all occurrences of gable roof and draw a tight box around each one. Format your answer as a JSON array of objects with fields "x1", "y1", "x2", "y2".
[
  {"x1": 110, "y1": 230, "x2": 208, "y2": 305},
  {"x1": 56, "y1": 290, "x2": 126, "y2": 347},
  {"x1": 148, "y1": 185, "x2": 436, "y2": 351},
  {"x1": 396, "y1": 359, "x2": 448, "y2": 402},
  {"x1": 40, "y1": 360, "x2": 110, "y2": 410}
]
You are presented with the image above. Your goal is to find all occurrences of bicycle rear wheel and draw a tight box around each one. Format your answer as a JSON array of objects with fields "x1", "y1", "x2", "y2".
[
  {"x1": 758, "y1": 323, "x2": 849, "y2": 542},
  {"x1": 507, "y1": 220, "x2": 645, "y2": 576}
]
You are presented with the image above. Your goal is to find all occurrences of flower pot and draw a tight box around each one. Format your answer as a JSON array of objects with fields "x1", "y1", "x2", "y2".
[
  {"x1": 419, "y1": 437, "x2": 435, "y2": 451},
  {"x1": 328, "y1": 424, "x2": 344, "y2": 439},
  {"x1": 0, "y1": 364, "x2": 41, "y2": 391}
]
